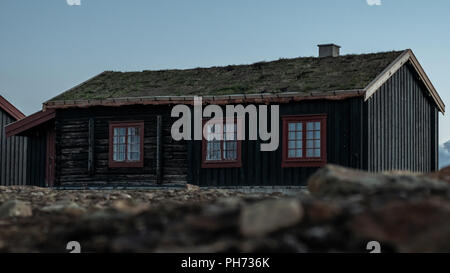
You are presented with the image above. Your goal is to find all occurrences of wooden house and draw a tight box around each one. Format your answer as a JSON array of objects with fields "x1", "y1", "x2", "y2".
[
  {"x1": 0, "y1": 96, "x2": 30, "y2": 186},
  {"x1": 5, "y1": 45, "x2": 445, "y2": 187}
]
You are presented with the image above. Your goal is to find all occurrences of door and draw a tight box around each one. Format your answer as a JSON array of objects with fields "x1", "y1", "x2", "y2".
[{"x1": 46, "y1": 128, "x2": 56, "y2": 187}]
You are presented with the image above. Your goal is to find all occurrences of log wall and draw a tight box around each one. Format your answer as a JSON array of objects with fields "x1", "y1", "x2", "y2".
[{"x1": 55, "y1": 106, "x2": 187, "y2": 187}]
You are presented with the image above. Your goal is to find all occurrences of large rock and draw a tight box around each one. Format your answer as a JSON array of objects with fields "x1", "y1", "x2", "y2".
[
  {"x1": 240, "y1": 199, "x2": 304, "y2": 237},
  {"x1": 0, "y1": 200, "x2": 32, "y2": 218},
  {"x1": 308, "y1": 164, "x2": 450, "y2": 197},
  {"x1": 425, "y1": 166, "x2": 450, "y2": 185},
  {"x1": 349, "y1": 198, "x2": 450, "y2": 252}
]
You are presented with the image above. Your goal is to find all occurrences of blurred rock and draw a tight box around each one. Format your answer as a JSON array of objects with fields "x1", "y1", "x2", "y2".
[
  {"x1": 112, "y1": 200, "x2": 150, "y2": 215},
  {"x1": 349, "y1": 198, "x2": 450, "y2": 252},
  {"x1": 240, "y1": 199, "x2": 303, "y2": 237},
  {"x1": 426, "y1": 166, "x2": 450, "y2": 185},
  {"x1": 304, "y1": 201, "x2": 342, "y2": 223},
  {"x1": 186, "y1": 184, "x2": 200, "y2": 191},
  {"x1": 41, "y1": 201, "x2": 86, "y2": 215},
  {"x1": 1, "y1": 168, "x2": 450, "y2": 253},
  {"x1": 308, "y1": 164, "x2": 450, "y2": 197},
  {"x1": 0, "y1": 200, "x2": 32, "y2": 218}
]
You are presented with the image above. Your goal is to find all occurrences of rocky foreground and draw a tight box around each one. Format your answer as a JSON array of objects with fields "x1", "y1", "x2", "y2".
[{"x1": 1, "y1": 165, "x2": 450, "y2": 253}]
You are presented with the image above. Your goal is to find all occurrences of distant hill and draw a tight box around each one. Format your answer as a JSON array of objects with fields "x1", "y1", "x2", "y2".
[{"x1": 439, "y1": 140, "x2": 450, "y2": 169}]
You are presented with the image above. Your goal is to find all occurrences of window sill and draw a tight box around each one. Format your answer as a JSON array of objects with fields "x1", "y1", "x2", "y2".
[
  {"x1": 281, "y1": 159, "x2": 327, "y2": 168},
  {"x1": 201, "y1": 161, "x2": 242, "y2": 169}
]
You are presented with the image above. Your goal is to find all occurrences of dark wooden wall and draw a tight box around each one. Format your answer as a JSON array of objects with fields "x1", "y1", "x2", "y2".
[
  {"x1": 365, "y1": 63, "x2": 439, "y2": 172},
  {"x1": 188, "y1": 98, "x2": 364, "y2": 186},
  {"x1": 55, "y1": 106, "x2": 187, "y2": 187},
  {"x1": 25, "y1": 131, "x2": 47, "y2": 187},
  {"x1": 0, "y1": 109, "x2": 28, "y2": 186}
]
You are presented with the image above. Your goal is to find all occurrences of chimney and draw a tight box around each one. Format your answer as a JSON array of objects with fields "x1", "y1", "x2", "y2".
[{"x1": 318, "y1": 44, "x2": 341, "y2": 58}]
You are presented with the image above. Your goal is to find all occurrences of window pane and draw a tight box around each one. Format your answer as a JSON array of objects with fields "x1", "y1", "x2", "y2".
[
  {"x1": 214, "y1": 141, "x2": 221, "y2": 151},
  {"x1": 296, "y1": 132, "x2": 302, "y2": 140},
  {"x1": 206, "y1": 140, "x2": 221, "y2": 161},
  {"x1": 289, "y1": 132, "x2": 296, "y2": 140},
  {"x1": 307, "y1": 140, "x2": 314, "y2": 148},
  {"x1": 289, "y1": 123, "x2": 295, "y2": 131},
  {"x1": 315, "y1": 122, "x2": 321, "y2": 130},
  {"x1": 224, "y1": 149, "x2": 237, "y2": 160},
  {"x1": 114, "y1": 143, "x2": 126, "y2": 162},
  {"x1": 113, "y1": 128, "x2": 119, "y2": 140},
  {"x1": 307, "y1": 131, "x2": 313, "y2": 139},
  {"x1": 307, "y1": 122, "x2": 314, "y2": 130},
  {"x1": 224, "y1": 123, "x2": 236, "y2": 141},
  {"x1": 113, "y1": 127, "x2": 127, "y2": 162},
  {"x1": 206, "y1": 124, "x2": 215, "y2": 141},
  {"x1": 314, "y1": 131, "x2": 320, "y2": 139},
  {"x1": 288, "y1": 150, "x2": 295, "y2": 158},
  {"x1": 296, "y1": 140, "x2": 302, "y2": 148},
  {"x1": 314, "y1": 149, "x2": 321, "y2": 157},
  {"x1": 126, "y1": 127, "x2": 141, "y2": 161},
  {"x1": 128, "y1": 144, "x2": 140, "y2": 161},
  {"x1": 296, "y1": 149, "x2": 302, "y2": 158},
  {"x1": 306, "y1": 149, "x2": 314, "y2": 157},
  {"x1": 296, "y1": 123, "x2": 302, "y2": 131},
  {"x1": 314, "y1": 140, "x2": 320, "y2": 148},
  {"x1": 113, "y1": 145, "x2": 118, "y2": 161},
  {"x1": 206, "y1": 142, "x2": 213, "y2": 160},
  {"x1": 288, "y1": 141, "x2": 295, "y2": 149}
]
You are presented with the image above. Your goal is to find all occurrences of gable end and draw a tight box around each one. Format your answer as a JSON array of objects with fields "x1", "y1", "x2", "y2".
[{"x1": 364, "y1": 49, "x2": 445, "y2": 113}]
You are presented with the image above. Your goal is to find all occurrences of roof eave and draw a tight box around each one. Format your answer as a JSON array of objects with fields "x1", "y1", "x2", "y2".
[
  {"x1": 42, "y1": 89, "x2": 366, "y2": 110},
  {"x1": 5, "y1": 109, "x2": 56, "y2": 137},
  {"x1": 0, "y1": 95, "x2": 26, "y2": 121}
]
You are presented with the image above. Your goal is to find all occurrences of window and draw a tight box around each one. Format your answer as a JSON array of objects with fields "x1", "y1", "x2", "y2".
[
  {"x1": 282, "y1": 115, "x2": 327, "y2": 167},
  {"x1": 202, "y1": 119, "x2": 242, "y2": 168},
  {"x1": 109, "y1": 122, "x2": 144, "y2": 168}
]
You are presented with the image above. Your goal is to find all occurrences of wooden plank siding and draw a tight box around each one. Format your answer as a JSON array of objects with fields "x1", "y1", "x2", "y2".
[
  {"x1": 365, "y1": 63, "x2": 437, "y2": 173},
  {"x1": 54, "y1": 106, "x2": 187, "y2": 187},
  {"x1": 188, "y1": 98, "x2": 364, "y2": 186},
  {"x1": 0, "y1": 109, "x2": 28, "y2": 186},
  {"x1": 26, "y1": 131, "x2": 47, "y2": 186}
]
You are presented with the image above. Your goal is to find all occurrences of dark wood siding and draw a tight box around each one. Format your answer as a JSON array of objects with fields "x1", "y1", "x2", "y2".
[
  {"x1": 25, "y1": 131, "x2": 47, "y2": 186},
  {"x1": 365, "y1": 63, "x2": 438, "y2": 172},
  {"x1": 0, "y1": 110, "x2": 28, "y2": 186},
  {"x1": 55, "y1": 106, "x2": 187, "y2": 187},
  {"x1": 188, "y1": 98, "x2": 364, "y2": 186}
]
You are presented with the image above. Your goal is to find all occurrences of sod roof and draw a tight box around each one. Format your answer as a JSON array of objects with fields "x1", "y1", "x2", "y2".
[{"x1": 48, "y1": 50, "x2": 404, "y2": 102}]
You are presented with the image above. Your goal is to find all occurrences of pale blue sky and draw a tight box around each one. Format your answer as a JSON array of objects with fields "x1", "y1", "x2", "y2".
[{"x1": 1, "y1": 0, "x2": 449, "y2": 143}]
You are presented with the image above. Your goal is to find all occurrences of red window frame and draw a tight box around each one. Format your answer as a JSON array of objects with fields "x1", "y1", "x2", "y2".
[
  {"x1": 201, "y1": 118, "x2": 242, "y2": 168},
  {"x1": 282, "y1": 114, "x2": 327, "y2": 168},
  {"x1": 109, "y1": 121, "x2": 144, "y2": 168}
]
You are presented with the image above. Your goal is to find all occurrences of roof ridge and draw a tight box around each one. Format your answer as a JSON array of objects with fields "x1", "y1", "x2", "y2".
[{"x1": 103, "y1": 50, "x2": 407, "y2": 74}]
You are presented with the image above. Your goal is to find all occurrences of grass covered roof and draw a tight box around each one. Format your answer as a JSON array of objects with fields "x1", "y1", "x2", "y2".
[{"x1": 49, "y1": 50, "x2": 404, "y2": 101}]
